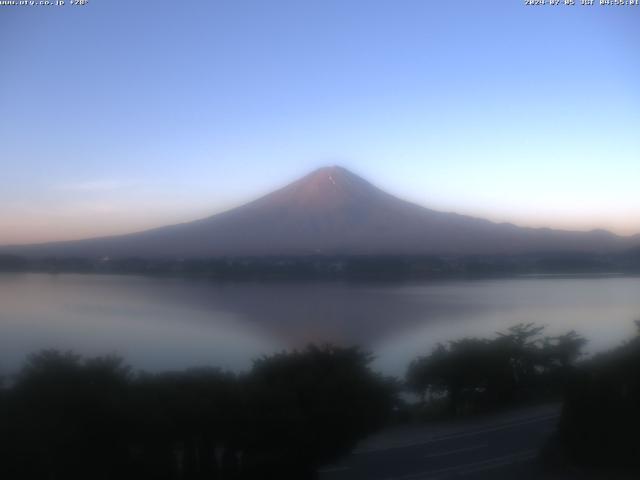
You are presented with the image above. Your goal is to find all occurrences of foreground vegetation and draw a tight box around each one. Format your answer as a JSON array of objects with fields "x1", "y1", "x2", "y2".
[
  {"x1": 557, "y1": 322, "x2": 640, "y2": 472},
  {"x1": 406, "y1": 322, "x2": 640, "y2": 476},
  {"x1": 406, "y1": 323, "x2": 587, "y2": 417},
  {"x1": 1, "y1": 322, "x2": 639, "y2": 478},
  {"x1": 0, "y1": 346, "x2": 395, "y2": 480}
]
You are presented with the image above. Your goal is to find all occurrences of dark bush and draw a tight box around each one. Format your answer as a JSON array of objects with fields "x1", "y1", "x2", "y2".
[
  {"x1": 558, "y1": 322, "x2": 640, "y2": 471},
  {"x1": 406, "y1": 323, "x2": 586, "y2": 416},
  {"x1": 0, "y1": 345, "x2": 395, "y2": 480}
]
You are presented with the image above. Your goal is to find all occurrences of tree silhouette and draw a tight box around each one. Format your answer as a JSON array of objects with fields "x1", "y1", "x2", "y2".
[
  {"x1": 241, "y1": 344, "x2": 396, "y2": 477},
  {"x1": 0, "y1": 345, "x2": 395, "y2": 480},
  {"x1": 558, "y1": 321, "x2": 640, "y2": 471},
  {"x1": 407, "y1": 324, "x2": 587, "y2": 416}
]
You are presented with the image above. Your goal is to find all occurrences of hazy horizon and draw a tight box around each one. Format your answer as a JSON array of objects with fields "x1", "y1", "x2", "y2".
[
  {"x1": 2, "y1": 164, "x2": 640, "y2": 248},
  {"x1": 2, "y1": 1, "x2": 639, "y2": 244}
]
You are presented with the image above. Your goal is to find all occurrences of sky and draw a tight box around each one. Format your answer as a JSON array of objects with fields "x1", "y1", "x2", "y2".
[{"x1": 1, "y1": 0, "x2": 639, "y2": 245}]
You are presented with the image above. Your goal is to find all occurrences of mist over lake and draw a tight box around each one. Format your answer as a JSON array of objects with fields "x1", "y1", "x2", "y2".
[{"x1": 1, "y1": 273, "x2": 638, "y2": 377}]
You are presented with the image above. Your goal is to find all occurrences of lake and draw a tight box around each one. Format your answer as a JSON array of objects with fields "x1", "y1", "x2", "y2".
[{"x1": 1, "y1": 273, "x2": 639, "y2": 377}]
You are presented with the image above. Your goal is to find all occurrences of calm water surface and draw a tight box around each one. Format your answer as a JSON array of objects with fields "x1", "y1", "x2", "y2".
[{"x1": 1, "y1": 273, "x2": 639, "y2": 376}]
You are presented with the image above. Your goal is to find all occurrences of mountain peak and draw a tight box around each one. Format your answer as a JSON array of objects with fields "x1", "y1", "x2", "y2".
[
  {"x1": 311, "y1": 164, "x2": 345, "y2": 173},
  {"x1": 303, "y1": 165, "x2": 360, "y2": 184},
  {"x1": 299, "y1": 165, "x2": 377, "y2": 191},
  {"x1": 257, "y1": 165, "x2": 381, "y2": 212}
]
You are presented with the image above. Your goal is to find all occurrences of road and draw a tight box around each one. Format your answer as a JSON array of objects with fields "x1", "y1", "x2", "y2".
[{"x1": 318, "y1": 404, "x2": 561, "y2": 480}]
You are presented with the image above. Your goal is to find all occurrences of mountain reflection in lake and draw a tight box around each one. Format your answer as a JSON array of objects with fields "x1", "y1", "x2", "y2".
[{"x1": 1, "y1": 273, "x2": 639, "y2": 376}]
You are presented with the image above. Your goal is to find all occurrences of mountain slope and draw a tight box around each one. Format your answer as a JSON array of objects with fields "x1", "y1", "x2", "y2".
[{"x1": 2, "y1": 166, "x2": 634, "y2": 258}]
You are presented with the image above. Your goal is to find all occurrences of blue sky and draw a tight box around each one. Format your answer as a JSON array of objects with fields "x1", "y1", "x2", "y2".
[{"x1": 1, "y1": 0, "x2": 639, "y2": 244}]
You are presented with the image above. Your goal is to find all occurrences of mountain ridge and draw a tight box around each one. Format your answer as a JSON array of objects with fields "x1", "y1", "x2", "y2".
[{"x1": 2, "y1": 166, "x2": 637, "y2": 258}]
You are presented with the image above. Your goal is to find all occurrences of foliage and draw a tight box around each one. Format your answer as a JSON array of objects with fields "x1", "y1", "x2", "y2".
[
  {"x1": 406, "y1": 323, "x2": 587, "y2": 416},
  {"x1": 0, "y1": 345, "x2": 396, "y2": 480},
  {"x1": 558, "y1": 321, "x2": 640, "y2": 471}
]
